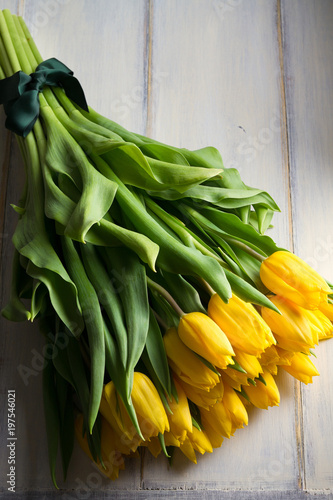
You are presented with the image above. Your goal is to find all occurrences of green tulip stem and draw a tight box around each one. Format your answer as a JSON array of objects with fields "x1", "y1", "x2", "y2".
[
  {"x1": 0, "y1": 62, "x2": 5, "y2": 79},
  {"x1": 147, "y1": 277, "x2": 185, "y2": 318},
  {"x1": 151, "y1": 309, "x2": 169, "y2": 331},
  {"x1": 223, "y1": 237, "x2": 266, "y2": 262},
  {"x1": 0, "y1": 10, "x2": 21, "y2": 73},
  {"x1": 199, "y1": 279, "x2": 216, "y2": 297}
]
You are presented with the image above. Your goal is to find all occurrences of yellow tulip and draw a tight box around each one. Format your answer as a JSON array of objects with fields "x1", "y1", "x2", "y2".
[
  {"x1": 280, "y1": 352, "x2": 319, "y2": 384},
  {"x1": 178, "y1": 312, "x2": 234, "y2": 369},
  {"x1": 222, "y1": 381, "x2": 248, "y2": 433},
  {"x1": 220, "y1": 371, "x2": 242, "y2": 392},
  {"x1": 100, "y1": 387, "x2": 140, "y2": 449},
  {"x1": 102, "y1": 373, "x2": 169, "y2": 444},
  {"x1": 243, "y1": 370, "x2": 280, "y2": 410},
  {"x1": 141, "y1": 432, "x2": 181, "y2": 458},
  {"x1": 275, "y1": 346, "x2": 295, "y2": 366},
  {"x1": 319, "y1": 300, "x2": 333, "y2": 321},
  {"x1": 177, "y1": 377, "x2": 224, "y2": 410},
  {"x1": 304, "y1": 308, "x2": 333, "y2": 341},
  {"x1": 208, "y1": 293, "x2": 275, "y2": 356},
  {"x1": 163, "y1": 327, "x2": 220, "y2": 390},
  {"x1": 167, "y1": 378, "x2": 193, "y2": 442},
  {"x1": 260, "y1": 250, "x2": 331, "y2": 310},
  {"x1": 234, "y1": 349, "x2": 264, "y2": 379},
  {"x1": 141, "y1": 436, "x2": 162, "y2": 458},
  {"x1": 260, "y1": 345, "x2": 294, "y2": 375},
  {"x1": 223, "y1": 349, "x2": 263, "y2": 386},
  {"x1": 131, "y1": 372, "x2": 170, "y2": 437},
  {"x1": 75, "y1": 414, "x2": 125, "y2": 480},
  {"x1": 179, "y1": 436, "x2": 197, "y2": 464},
  {"x1": 200, "y1": 419, "x2": 224, "y2": 448},
  {"x1": 179, "y1": 427, "x2": 213, "y2": 464},
  {"x1": 164, "y1": 432, "x2": 182, "y2": 447},
  {"x1": 201, "y1": 400, "x2": 233, "y2": 439},
  {"x1": 261, "y1": 295, "x2": 319, "y2": 353},
  {"x1": 259, "y1": 345, "x2": 280, "y2": 367}
]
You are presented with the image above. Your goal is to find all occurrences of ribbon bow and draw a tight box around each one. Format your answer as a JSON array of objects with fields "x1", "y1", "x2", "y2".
[{"x1": 0, "y1": 58, "x2": 89, "y2": 137}]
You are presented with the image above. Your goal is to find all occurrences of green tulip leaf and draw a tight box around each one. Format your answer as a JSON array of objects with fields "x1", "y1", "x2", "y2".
[
  {"x1": 102, "y1": 246, "x2": 150, "y2": 382},
  {"x1": 144, "y1": 309, "x2": 171, "y2": 396},
  {"x1": 224, "y1": 269, "x2": 280, "y2": 313},
  {"x1": 81, "y1": 243, "x2": 127, "y2": 369},
  {"x1": 61, "y1": 236, "x2": 105, "y2": 434}
]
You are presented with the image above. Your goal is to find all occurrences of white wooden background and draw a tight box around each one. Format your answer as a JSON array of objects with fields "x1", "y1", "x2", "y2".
[{"x1": 0, "y1": 1, "x2": 333, "y2": 498}]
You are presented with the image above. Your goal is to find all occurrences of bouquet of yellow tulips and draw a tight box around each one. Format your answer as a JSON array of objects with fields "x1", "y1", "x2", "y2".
[{"x1": 1, "y1": 9, "x2": 332, "y2": 486}]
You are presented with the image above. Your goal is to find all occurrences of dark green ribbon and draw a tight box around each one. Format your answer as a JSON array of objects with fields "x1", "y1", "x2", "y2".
[{"x1": 0, "y1": 58, "x2": 89, "y2": 137}]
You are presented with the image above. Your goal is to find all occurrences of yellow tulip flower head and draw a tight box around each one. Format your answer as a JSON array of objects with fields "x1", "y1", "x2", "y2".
[
  {"x1": 167, "y1": 378, "x2": 193, "y2": 442},
  {"x1": 163, "y1": 327, "x2": 220, "y2": 390},
  {"x1": 178, "y1": 312, "x2": 234, "y2": 369},
  {"x1": 141, "y1": 432, "x2": 182, "y2": 458},
  {"x1": 178, "y1": 377, "x2": 224, "y2": 410},
  {"x1": 233, "y1": 349, "x2": 264, "y2": 380},
  {"x1": 99, "y1": 381, "x2": 142, "y2": 452},
  {"x1": 208, "y1": 293, "x2": 275, "y2": 356},
  {"x1": 261, "y1": 295, "x2": 319, "y2": 353},
  {"x1": 75, "y1": 414, "x2": 125, "y2": 480},
  {"x1": 222, "y1": 381, "x2": 248, "y2": 433},
  {"x1": 130, "y1": 372, "x2": 170, "y2": 439},
  {"x1": 259, "y1": 345, "x2": 295, "y2": 375},
  {"x1": 259, "y1": 345, "x2": 280, "y2": 366},
  {"x1": 179, "y1": 427, "x2": 213, "y2": 464},
  {"x1": 102, "y1": 373, "x2": 169, "y2": 444},
  {"x1": 304, "y1": 308, "x2": 333, "y2": 341},
  {"x1": 201, "y1": 400, "x2": 233, "y2": 439},
  {"x1": 223, "y1": 349, "x2": 263, "y2": 386},
  {"x1": 319, "y1": 301, "x2": 333, "y2": 321},
  {"x1": 243, "y1": 370, "x2": 280, "y2": 410},
  {"x1": 260, "y1": 251, "x2": 331, "y2": 310},
  {"x1": 200, "y1": 418, "x2": 224, "y2": 449},
  {"x1": 100, "y1": 385, "x2": 141, "y2": 450},
  {"x1": 280, "y1": 352, "x2": 319, "y2": 384}
]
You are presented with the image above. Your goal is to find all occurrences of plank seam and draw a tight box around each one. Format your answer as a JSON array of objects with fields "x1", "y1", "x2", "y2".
[
  {"x1": 140, "y1": 0, "x2": 154, "y2": 485},
  {"x1": 18, "y1": 0, "x2": 25, "y2": 15},
  {"x1": 277, "y1": 0, "x2": 305, "y2": 492},
  {"x1": 277, "y1": 0, "x2": 293, "y2": 251}
]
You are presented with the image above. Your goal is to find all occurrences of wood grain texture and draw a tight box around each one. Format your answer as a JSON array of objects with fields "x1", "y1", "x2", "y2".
[
  {"x1": 281, "y1": 0, "x2": 333, "y2": 492},
  {"x1": 0, "y1": 0, "x2": 332, "y2": 497},
  {"x1": 142, "y1": 0, "x2": 298, "y2": 490},
  {"x1": 1, "y1": 0, "x2": 149, "y2": 492},
  {"x1": 0, "y1": 489, "x2": 332, "y2": 500}
]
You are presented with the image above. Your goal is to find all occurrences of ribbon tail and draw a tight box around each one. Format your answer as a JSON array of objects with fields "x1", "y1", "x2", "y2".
[
  {"x1": 5, "y1": 90, "x2": 40, "y2": 137},
  {"x1": 58, "y1": 73, "x2": 89, "y2": 112}
]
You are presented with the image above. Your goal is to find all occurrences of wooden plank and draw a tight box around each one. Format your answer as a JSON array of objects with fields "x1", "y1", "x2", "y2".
[
  {"x1": 281, "y1": 0, "x2": 333, "y2": 492},
  {"x1": 23, "y1": 0, "x2": 149, "y2": 134},
  {"x1": 1, "y1": 0, "x2": 332, "y2": 497},
  {"x1": 0, "y1": 488, "x2": 330, "y2": 500},
  {"x1": 0, "y1": 0, "x2": 19, "y2": 13},
  {"x1": 0, "y1": 0, "x2": 148, "y2": 493},
  {"x1": 142, "y1": 0, "x2": 298, "y2": 491}
]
